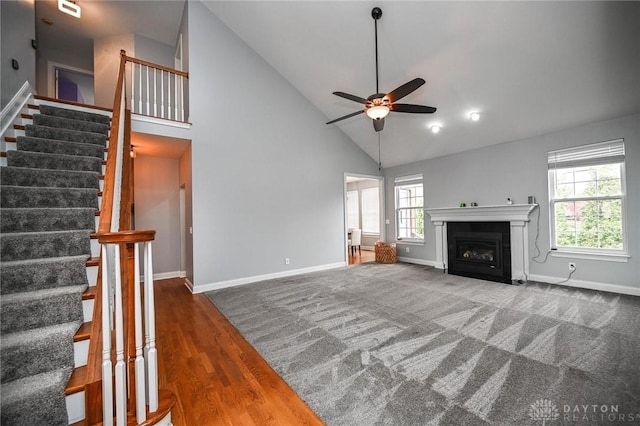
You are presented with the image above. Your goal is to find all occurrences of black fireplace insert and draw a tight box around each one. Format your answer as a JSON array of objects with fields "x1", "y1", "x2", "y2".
[{"x1": 447, "y1": 221, "x2": 512, "y2": 284}]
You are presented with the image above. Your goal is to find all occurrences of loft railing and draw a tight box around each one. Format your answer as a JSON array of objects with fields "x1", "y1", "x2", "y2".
[
  {"x1": 85, "y1": 50, "x2": 174, "y2": 425},
  {"x1": 124, "y1": 54, "x2": 189, "y2": 122}
]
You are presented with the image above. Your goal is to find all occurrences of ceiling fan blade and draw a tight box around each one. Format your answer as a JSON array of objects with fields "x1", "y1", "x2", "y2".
[
  {"x1": 373, "y1": 118, "x2": 385, "y2": 132},
  {"x1": 333, "y1": 91, "x2": 369, "y2": 104},
  {"x1": 391, "y1": 103, "x2": 437, "y2": 114},
  {"x1": 384, "y1": 78, "x2": 426, "y2": 103},
  {"x1": 326, "y1": 109, "x2": 365, "y2": 125}
]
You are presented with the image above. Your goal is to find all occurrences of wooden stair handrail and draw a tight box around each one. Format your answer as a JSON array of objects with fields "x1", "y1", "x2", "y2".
[
  {"x1": 84, "y1": 49, "x2": 128, "y2": 425},
  {"x1": 83, "y1": 49, "x2": 175, "y2": 425},
  {"x1": 123, "y1": 55, "x2": 189, "y2": 78}
]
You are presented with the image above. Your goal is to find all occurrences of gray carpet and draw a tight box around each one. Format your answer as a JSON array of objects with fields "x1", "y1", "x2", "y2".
[
  {"x1": 1, "y1": 104, "x2": 107, "y2": 425},
  {"x1": 208, "y1": 263, "x2": 640, "y2": 425}
]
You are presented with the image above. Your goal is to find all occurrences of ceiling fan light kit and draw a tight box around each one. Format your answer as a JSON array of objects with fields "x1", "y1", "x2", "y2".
[
  {"x1": 366, "y1": 105, "x2": 390, "y2": 120},
  {"x1": 326, "y1": 7, "x2": 436, "y2": 132}
]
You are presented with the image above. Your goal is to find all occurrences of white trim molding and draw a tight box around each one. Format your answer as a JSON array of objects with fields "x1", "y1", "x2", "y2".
[
  {"x1": 398, "y1": 257, "x2": 437, "y2": 267},
  {"x1": 1, "y1": 81, "x2": 34, "y2": 137},
  {"x1": 191, "y1": 262, "x2": 346, "y2": 294},
  {"x1": 529, "y1": 274, "x2": 640, "y2": 297},
  {"x1": 425, "y1": 204, "x2": 538, "y2": 282}
]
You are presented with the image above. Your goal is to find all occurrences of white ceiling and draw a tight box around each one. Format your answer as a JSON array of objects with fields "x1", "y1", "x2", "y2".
[{"x1": 35, "y1": 1, "x2": 640, "y2": 167}]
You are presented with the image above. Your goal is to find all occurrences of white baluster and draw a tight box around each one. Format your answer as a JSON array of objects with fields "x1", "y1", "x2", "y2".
[
  {"x1": 138, "y1": 64, "x2": 142, "y2": 115},
  {"x1": 153, "y1": 69, "x2": 157, "y2": 118},
  {"x1": 180, "y1": 75, "x2": 185, "y2": 122},
  {"x1": 130, "y1": 63, "x2": 135, "y2": 113},
  {"x1": 160, "y1": 70, "x2": 164, "y2": 118},
  {"x1": 174, "y1": 73, "x2": 178, "y2": 120},
  {"x1": 113, "y1": 244, "x2": 126, "y2": 426},
  {"x1": 101, "y1": 245, "x2": 114, "y2": 426},
  {"x1": 167, "y1": 74, "x2": 172, "y2": 121},
  {"x1": 145, "y1": 65, "x2": 150, "y2": 116},
  {"x1": 134, "y1": 243, "x2": 147, "y2": 423},
  {"x1": 144, "y1": 241, "x2": 159, "y2": 411}
]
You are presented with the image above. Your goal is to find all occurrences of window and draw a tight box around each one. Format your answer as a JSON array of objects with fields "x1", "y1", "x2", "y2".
[
  {"x1": 395, "y1": 174, "x2": 424, "y2": 242},
  {"x1": 346, "y1": 190, "x2": 359, "y2": 230},
  {"x1": 548, "y1": 140, "x2": 626, "y2": 254},
  {"x1": 361, "y1": 187, "x2": 380, "y2": 234}
]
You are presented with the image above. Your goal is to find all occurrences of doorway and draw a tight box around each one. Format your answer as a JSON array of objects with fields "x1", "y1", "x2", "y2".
[
  {"x1": 344, "y1": 174, "x2": 385, "y2": 265},
  {"x1": 48, "y1": 62, "x2": 94, "y2": 104}
]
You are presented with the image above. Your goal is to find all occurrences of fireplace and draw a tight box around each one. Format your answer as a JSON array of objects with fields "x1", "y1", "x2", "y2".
[{"x1": 447, "y1": 221, "x2": 512, "y2": 284}]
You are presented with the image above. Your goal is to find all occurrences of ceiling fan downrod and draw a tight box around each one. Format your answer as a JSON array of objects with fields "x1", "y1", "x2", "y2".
[{"x1": 372, "y1": 7, "x2": 382, "y2": 94}]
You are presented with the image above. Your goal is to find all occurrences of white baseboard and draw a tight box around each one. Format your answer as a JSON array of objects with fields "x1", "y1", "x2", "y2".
[
  {"x1": 140, "y1": 271, "x2": 184, "y2": 281},
  {"x1": 528, "y1": 273, "x2": 640, "y2": 296},
  {"x1": 398, "y1": 257, "x2": 438, "y2": 267},
  {"x1": 191, "y1": 262, "x2": 347, "y2": 294},
  {"x1": 184, "y1": 278, "x2": 194, "y2": 292}
]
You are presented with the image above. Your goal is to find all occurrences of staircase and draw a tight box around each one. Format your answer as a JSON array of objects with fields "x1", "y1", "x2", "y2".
[{"x1": 1, "y1": 101, "x2": 109, "y2": 424}]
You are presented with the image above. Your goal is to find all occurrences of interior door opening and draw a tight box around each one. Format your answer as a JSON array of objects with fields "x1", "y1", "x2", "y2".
[
  {"x1": 344, "y1": 174, "x2": 384, "y2": 265},
  {"x1": 54, "y1": 67, "x2": 94, "y2": 104}
]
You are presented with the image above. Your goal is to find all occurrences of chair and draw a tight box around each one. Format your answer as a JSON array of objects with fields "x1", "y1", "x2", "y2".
[{"x1": 350, "y1": 229, "x2": 362, "y2": 256}]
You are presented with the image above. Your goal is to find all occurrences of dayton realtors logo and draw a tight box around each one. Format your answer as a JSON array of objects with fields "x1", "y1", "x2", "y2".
[
  {"x1": 529, "y1": 399, "x2": 639, "y2": 423},
  {"x1": 529, "y1": 399, "x2": 559, "y2": 425}
]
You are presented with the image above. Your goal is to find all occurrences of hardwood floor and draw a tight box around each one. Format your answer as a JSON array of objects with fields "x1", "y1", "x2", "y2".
[
  {"x1": 348, "y1": 248, "x2": 375, "y2": 265},
  {"x1": 154, "y1": 278, "x2": 323, "y2": 426}
]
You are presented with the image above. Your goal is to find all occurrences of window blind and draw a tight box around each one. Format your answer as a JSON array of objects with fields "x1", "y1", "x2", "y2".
[
  {"x1": 548, "y1": 139, "x2": 625, "y2": 169},
  {"x1": 394, "y1": 174, "x2": 423, "y2": 185}
]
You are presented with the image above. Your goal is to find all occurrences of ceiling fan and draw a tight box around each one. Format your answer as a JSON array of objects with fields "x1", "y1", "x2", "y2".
[{"x1": 326, "y1": 7, "x2": 437, "y2": 132}]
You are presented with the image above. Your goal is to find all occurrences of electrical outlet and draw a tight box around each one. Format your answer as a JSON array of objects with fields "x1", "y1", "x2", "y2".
[
  {"x1": 568, "y1": 262, "x2": 576, "y2": 271},
  {"x1": 285, "y1": 258, "x2": 290, "y2": 265},
  {"x1": 405, "y1": 247, "x2": 410, "y2": 253}
]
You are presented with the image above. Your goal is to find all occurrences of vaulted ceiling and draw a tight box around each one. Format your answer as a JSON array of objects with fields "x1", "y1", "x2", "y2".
[{"x1": 36, "y1": 1, "x2": 640, "y2": 167}]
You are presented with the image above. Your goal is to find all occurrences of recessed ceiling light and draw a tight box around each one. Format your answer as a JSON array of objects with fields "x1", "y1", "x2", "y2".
[
  {"x1": 469, "y1": 112, "x2": 481, "y2": 122},
  {"x1": 430, "y1": 125, "x2": 441, "y2": 134}
]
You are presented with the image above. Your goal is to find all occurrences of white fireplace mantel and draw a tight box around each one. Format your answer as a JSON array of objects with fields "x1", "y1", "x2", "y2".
[{"x1": 425, "y1": 204, "x2": 538, "y2": 282}]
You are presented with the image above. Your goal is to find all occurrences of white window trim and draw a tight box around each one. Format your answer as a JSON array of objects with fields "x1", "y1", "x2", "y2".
[
  {"x1": 547, "y1": 139, "x2": 628, "y2": 260},
  {"x1": 394, "y1": 174, "x2": 424, "y2": 243}
]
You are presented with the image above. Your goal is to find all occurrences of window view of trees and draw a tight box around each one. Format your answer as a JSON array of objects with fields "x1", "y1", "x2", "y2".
[
  {"x1": 396, "y1": 183, "x2": 424, "y2": 240},
  {"x1": 552, "y1": 163, "x2": 623, "y2": 250}
]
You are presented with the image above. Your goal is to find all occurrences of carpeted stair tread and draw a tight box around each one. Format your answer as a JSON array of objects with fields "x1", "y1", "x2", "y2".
[
  {"x1": 1, "y1": 185, "x2": 99, "y2": 209},
  {"x1": 17, "y1": 135, "x2": 105, "y2": 158},
  {"x1": 26, "y1": 124, "x2": 107, "y2": 146},
  {"x1": 0, "y1": 166, "x2": 99, "y2": 189},
  {"x1": 0, "y1": 102, "x2": 108, "y2": 424},
  {"x1": 0, "y1": 368, "x2": 71, "y2": 426},
  {"x1": 39, "y1": 104, "x2": 111, "y2": 126},
  {"x1": 6, "y1": 150, "x2": 102, "y2": 172},
  {"x1": 1, "y1": 207, "x2": 96, "y2": 233},
  {"x1": 1, "y1": 321, "x2": 79, "y2": 383},
  {"x1": 0, "y1": 255, "x2": 89, "y2": 294},
  {"x1": 1, "y1": 229, "x2": 92, "y2": 261},
  {"x1": 34, "y1": 114, "x2": 109, "y2": 136},
  {"x1": 0, "y1": 285, "x2": 86, "y2": 334}
]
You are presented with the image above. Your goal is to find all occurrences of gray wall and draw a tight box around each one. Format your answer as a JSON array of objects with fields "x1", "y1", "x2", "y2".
[
  {"x1": 93, "y1": 34, "x2": 135, "y2": 108},
  {"x1": 134, "y1": 155, "x2": 182, "y2": 276},
  {"x1": 1, "y1": 0, "x2": 36, "y2": 108},
  {"x1": 134, "y1": 34, "x2": 174, "y2": 69},
  {"x1": 384, "y1": 113, "x2": 640, "y2": 292},
  {"x1": 35, "y1": 43, "x2": 93, "y2": 99},
  {"x1": 187, "y1": 1, "x2": 380, "y2": 290}
]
